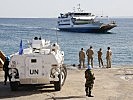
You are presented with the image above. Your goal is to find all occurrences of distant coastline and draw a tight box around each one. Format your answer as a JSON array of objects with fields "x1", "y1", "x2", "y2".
[{"x1": 0, "y1": 16, "x2": 133, "y2": 19}]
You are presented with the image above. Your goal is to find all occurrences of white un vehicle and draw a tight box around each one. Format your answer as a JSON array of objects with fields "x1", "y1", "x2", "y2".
[{"x1": 8, "y1": 37, "x2": 67, "y2": 91}]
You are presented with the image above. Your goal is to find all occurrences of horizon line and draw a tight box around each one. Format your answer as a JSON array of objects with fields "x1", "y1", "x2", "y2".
[{"x1": 0, "y1": 16, "x2": 133, "y2": 19}]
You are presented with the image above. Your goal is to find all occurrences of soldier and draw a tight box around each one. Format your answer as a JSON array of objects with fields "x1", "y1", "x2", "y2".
[
  {"x1": 86, "y1": 46, "x2": 94, "y2": 68},
  {"x1": 85, "y1": 65, "x2": 95, "y2": 97},
  {"x1": 79, "y1": 48, "x2": 85, "y2": 68},
  {"x1": 3, "y1": 56, "x2": 10, "y2": 85},
  {"x1": 97, "y1": 48, "x2": 104, "y2": 67},
  {"x1": 106, "y1": 47, "x2": 112, "y2": 68}
]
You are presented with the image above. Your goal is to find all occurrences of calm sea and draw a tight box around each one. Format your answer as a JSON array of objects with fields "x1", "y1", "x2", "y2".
[{"x1": 0, "y1": 18, "x2": 133, "y2": 67}]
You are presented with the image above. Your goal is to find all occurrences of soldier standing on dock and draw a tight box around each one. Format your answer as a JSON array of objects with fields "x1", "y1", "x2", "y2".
[
  {"x1": 85, "y1": 65, "x2": 95, "y2": 97},
  {"x1": 97, "y1": 48, "x2": 104, "y2": 68},
  {"x1": 86, "y1": 46, "x2": 94, "y2": 68},
  {"x1": 3, "y1": 56, "x2": 10, "y2": 85},
  {"x1": 79, "y1": 48, "x2": 85, "y2": 68},
  {"x1": 106, "y1": 47, "x2": 112, "y2": 68}
]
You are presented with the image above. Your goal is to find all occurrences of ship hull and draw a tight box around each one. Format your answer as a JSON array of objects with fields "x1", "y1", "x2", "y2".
[
  {"x1": 59, "y1": 28, "x2": 106, "y2": 33},
  {"x1": 59, "y1": 24, "x2": 116, "y2": 33}
]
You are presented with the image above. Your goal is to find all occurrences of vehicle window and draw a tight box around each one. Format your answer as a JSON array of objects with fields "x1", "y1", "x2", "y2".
[{"x1": 31, "y1": 59, "x2": 37, "y2": 63}]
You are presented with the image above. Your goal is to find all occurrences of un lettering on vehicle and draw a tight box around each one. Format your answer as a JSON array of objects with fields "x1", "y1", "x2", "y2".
[{"x1": 30, "y1": 69, "x2": 39, "y2": 75}]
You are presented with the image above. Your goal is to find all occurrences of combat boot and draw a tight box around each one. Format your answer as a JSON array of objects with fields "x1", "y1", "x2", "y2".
[
  {"x1": 88, "y1": 95, "x2": 94, "y2": 97},
  {"x1": 86, "y1": 93, "x2": 88, "y2": 96},
  {"x1": 88, "y1": 91, "x2": 94, "y2": 97}
]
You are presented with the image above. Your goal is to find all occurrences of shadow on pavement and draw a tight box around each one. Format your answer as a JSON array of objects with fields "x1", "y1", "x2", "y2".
[
  {"x1": 45, "y1": 95, "x2": 85, "y2": 100},
  {"x1": 0, "y1": 81, "x2": 56, "y2": 99}
]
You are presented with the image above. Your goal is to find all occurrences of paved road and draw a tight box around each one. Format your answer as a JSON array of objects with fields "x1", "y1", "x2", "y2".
[{"x1": 0, "y1": 68, "x2": 133, "y2": 100}]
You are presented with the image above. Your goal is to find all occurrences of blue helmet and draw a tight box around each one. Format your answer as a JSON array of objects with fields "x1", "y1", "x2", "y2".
[
  {"x1": 6, "y1": 56, "x2": 10, "y2": 61},
  {"x1": 87, "y1": 65, "x2": 92, "y2": 70}
]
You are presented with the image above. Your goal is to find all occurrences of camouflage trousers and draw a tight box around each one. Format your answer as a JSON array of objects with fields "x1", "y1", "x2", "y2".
[
  {"x1": 85, "y1": 81, "x2": 94, "y2": 95},
  {"x1": 85, "y1": 85, "x2": 94, "y2": 96},
  {"x1": 87, "y1": 57, "x2": 93, "y2": 67},
  {"x1": 79, "y1": 59, "x2": 85, "y2": 68},
  {"x1": 106, "y1": 59, "x2": 111, "y2": 68}
]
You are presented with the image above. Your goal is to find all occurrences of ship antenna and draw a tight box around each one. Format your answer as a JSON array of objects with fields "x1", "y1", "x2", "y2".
[
  {"x1": 77, "y1": 4, "x2": 83, "y2": 12},
  {"x1": 73, "y1": 7, "x2": 76, "y2": 12},
  {"x1": 77, "y1": 4, "x2": 81, "y2": 12}
]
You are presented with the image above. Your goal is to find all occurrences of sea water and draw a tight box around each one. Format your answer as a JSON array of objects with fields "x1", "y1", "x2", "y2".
[{"x1": 0, "y1": 18, "x2": 133, "y2": 67}]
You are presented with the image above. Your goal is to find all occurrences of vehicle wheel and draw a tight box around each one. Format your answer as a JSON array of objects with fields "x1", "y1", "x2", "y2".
[
  {"x1": 61, "y1": 67, "x2": 67, "y2": 86},
  {"x1": 10, "y1": 81, "x2": 19, "y2": 91},
  {"x1": 54, "y1": 74, "x2": 61, "y2": 91},
  {"x1": 63, "y1": 65, "x2": 67, "y2": 77}
]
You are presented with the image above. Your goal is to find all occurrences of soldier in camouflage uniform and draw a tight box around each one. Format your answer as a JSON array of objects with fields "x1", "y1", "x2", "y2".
[
  {"x1": 79, "y1": 48, "x2": 85, "y2": 68},
  {"x1": 86, "y1": 46, "x2": 94, "y2": 68},
  {"x1": 3, "y1": 56, "x2": 10, "y2": 85},
  {"x1": 85, "y1": 65, "x2": 95, "y2": 97},
  {"x1": 97, "y1": 48, "x2": 104, "y2": 67},
  {"x1": 106, "y1": 47, "x2": 112, "y2": 68}
]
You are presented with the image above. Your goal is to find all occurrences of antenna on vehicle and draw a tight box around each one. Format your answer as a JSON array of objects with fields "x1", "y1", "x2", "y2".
[{"x1": 56, "y1": 26, "x2": 59, "y2": 44}]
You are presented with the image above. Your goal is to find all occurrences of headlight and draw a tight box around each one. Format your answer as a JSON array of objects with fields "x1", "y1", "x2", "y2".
[
  {"x1": 9, "y1": 68, "x2": 17, "y2": 76},
  {"x1": 50, "y1": 68, "x2": 60, "y2": 78}
]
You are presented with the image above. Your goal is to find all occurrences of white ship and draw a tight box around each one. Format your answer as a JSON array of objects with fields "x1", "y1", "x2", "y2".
[
  {"x1": 57, "y1": 5, "x2": 117, "y2": 33},
  {"x1": 8, "y1": 37, "x2": 67, "y2": 91}
]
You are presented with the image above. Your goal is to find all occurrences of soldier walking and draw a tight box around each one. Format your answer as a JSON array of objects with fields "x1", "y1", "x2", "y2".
[
  {"x1": 3, "y1": 56, "x2": 10, "y2": 85},
  {"x1": 79, "y1": 48, "x2": 85, "y2": 68},
  {"x1": 106, "y1": 47, "x2": 112, "y2": 68},
  {"x1": 86, "y1": 46, "x2": 94, "y2": 68},
  {"x1": 97, "y1": 48, "x2": 104, "y2": 67},
  {"x1": 85, "y1": 65, "x2": 95, "y2": 97}
]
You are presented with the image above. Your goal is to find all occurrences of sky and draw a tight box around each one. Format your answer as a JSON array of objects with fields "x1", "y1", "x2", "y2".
[{"x1": 0, "y1": 0, "x2": 133, "y2": 18}]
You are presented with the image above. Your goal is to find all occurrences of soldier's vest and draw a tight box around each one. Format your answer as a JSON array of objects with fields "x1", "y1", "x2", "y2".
[{"x1": 85, "y1": 69, "x2": 94, "y2": 83}]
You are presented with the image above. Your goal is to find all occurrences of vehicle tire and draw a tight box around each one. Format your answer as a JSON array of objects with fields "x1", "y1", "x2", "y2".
[
  {"x1": 54, "y1": 74, "x2": 61, "y2": 91},
  {"x1": 10, "y1": 81, "x2": 19, "y2": 91},
  {"x1": 63, "y1": 66, "x2": 67, "y2": 78},
  {"x1": 61, "y1": 67, "x2": 67, "y2": 86},
  {"x1": 62, "y1": 65, "x2": 67, "y2": 77}
]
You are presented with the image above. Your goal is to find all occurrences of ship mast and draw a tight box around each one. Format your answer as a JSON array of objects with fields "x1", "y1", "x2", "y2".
[{"x1": 77, "y1": 4, "x2": 84, "y2": 12}]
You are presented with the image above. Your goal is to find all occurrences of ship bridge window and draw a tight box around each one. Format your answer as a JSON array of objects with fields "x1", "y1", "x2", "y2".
[
  {"x1": 73, "y1": 13, "x2": 91, "y2": 16},
  {"x1": 63, "y1": 20, "x2": 70, "y2": 22},
  {"x1": 31, "y1": 59, "x2": 37, "y2": 63}
]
